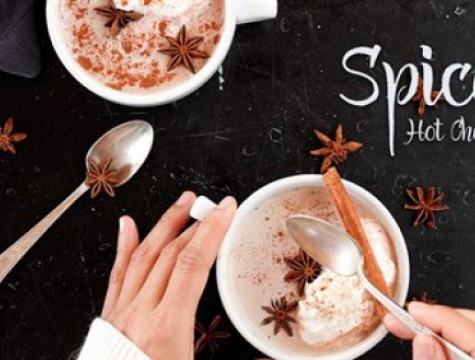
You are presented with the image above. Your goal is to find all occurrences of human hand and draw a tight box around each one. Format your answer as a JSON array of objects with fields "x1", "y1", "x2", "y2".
[
  {"x1": 384, "y1": 301, "x2": 475, "y2": 359},
  {"x1": 100, "y1": 191, "x2": 237, "y2": 360}
]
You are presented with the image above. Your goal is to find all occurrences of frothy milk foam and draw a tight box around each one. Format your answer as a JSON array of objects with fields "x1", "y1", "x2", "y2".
[
  {"x1": 60, "y1": 0, "x2": 224, "y2": 93},
  {"x1": 117, "y1": 0, "x2": 193, "y2": 15},
  {"x1": 229, "y1": 187, "x2": 398, "y2": 355}
]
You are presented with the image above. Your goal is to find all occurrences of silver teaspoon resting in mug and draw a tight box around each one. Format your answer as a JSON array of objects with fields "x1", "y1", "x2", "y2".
[{"x1": 286, "y1": 215, "x2": 472, "y2": 360}]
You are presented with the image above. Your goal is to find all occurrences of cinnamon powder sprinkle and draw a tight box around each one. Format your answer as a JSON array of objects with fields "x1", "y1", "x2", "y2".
[{"x1": 63, "y1": 0, "x2": 224, "y2": 93}]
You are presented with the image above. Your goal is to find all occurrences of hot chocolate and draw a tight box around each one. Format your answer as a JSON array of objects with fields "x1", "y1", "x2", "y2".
[
  {"x1": 229, "y1": 186, "x2": 398, "y2": 354},
  {"x1": 60, "y1": 0, "x2": 224, "y2": 93}
]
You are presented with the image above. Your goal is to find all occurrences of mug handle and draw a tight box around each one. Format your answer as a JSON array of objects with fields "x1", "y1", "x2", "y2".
[
  {"x1": 190, "y1": 196, "x2": 218, "y2": 221},
  {"x1": 234, "y1": 0, "x2": 278, "y2": 25}
]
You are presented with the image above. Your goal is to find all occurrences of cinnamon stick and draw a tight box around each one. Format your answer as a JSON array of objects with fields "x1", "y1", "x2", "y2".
[{"x1": 323, "y1": 167, "x2": 390, "y2": 317}]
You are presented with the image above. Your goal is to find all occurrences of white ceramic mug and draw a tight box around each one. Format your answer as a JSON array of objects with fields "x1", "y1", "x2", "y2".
[
  {"x1": 191, "y1": 174, "x2": 410, "y2": 360},
  {"x1": 46, "y1": 0, "x2": 277, "y2": 107}
]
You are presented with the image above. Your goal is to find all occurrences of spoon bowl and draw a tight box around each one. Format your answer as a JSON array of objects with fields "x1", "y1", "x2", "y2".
[
  {"x1": 286, "y1": 215, "x2": 362, "y2": 276},
  {"x1": 86, "y1": 120, "x2": 154, "y2": 186}
]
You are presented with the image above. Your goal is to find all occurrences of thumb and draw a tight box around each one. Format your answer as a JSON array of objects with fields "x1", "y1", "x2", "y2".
[{"x1": 413, "y1": 335, "x2": 446, "y2": 360}]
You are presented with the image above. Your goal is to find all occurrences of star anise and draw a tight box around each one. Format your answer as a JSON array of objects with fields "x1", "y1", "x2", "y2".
[
  {"x1": 412, "y1": 291, "x2": 436, "y2": 304},
  {"x1": 261, "y1": 296, "x2": 298, "y2": 336},
  {"x1": 94, "y1": 0, "x2": 143, "y2": 37},
  {"x1": 310, "y1": 124, "x2": 362, "y2": 174},
  {"x1": 413, "y1": 77, "x2": 445, "y2": 116},
  {"x1": 0, "y1": 117, "x2": 27, "y2": 155},
  {"x1": 404, "y1": 187, "x2": 449, "y2": 229},
  {"x1": 159, "y1": 25, "x2": 210, "y2": 74},
  {"x1": 85, "y1": 158, "x2": 120, "y2": 198},
  {"x1": 194, "y1": 315, "x2": 231, "y2": 354},
  {"x1": 284, "y1": 249, "x2": 322, "y2": 296}
]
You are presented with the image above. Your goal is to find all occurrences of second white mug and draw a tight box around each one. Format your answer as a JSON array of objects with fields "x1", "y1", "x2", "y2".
[{"x1": 46, "y1": 0, "x2": 278, "y2": 107}]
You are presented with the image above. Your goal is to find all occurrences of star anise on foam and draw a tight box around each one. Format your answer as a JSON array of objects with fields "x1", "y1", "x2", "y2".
[
  {"x1": 159, "y1": 25, "x2": 210, "y2": 74},
  {"x1": 310, "y1": 124, "x2": 362, "y2": 174},
  {"x1": 261, "y1": 296, "x2": 298, "y2": 336},
  {"x1": 86, "y1": 158, "x2": 120, "y2": 198},
  {"x1": 194, "y1": 315, "x2": 231, "y2": 354},
  {"x1": 413, "y1": 77, "x2": 445, "y2": 116},
  {"x1": 0, "y1": 118, "x2": 27, "y2": 155},
  {"x1": 284, "y1": 249, "x2": 322, "y2": 296},
  {"x1": 404, "y1": 187, "x2": 449, "y2": 229},
  {"x1": 94, "y1": 0, "x2": 143, "y2": 37}
]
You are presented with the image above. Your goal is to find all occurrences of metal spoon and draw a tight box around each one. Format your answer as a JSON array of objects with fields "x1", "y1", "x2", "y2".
[
  {"x1": 0, "y1": 120, "x2": 154, "y2": 284},
  {"x1": 286, "y1": 215, "x2": 471, "y2": 360}
]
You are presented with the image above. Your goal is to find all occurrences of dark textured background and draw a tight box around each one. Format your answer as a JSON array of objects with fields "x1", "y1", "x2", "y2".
[{"x1": 1, "y1": 0, "x2": 475, "y2": 359}]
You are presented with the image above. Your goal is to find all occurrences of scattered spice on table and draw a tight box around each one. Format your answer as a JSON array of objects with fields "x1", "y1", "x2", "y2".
[
  {"x1": 413, "y1": 77, "x2": 445, "y2": 116},
  {"x1": 412, "y1": 291, "x2": 437, "y2": 304},
  {"x1": 404, "y1": 187, "x2": 449, "y2": 229},
  {"x1": 0, "y1": 117, "x2": 27, "y2": 155},
  {"x1": 194, "y1": 315, "x2": 231, "y2": 354},
  {"x1": 310, "y1": 124, "x2": 362, "y2": 173}
]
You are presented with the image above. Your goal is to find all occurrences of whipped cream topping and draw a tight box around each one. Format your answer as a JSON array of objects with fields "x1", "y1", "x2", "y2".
[
  {"x1": 297, "y1": 218, "x2": 396, "y2": 346},
  {"x1": 114, "y1": 0, "x2": 195, "y2": 18},
  {"x1": 298, "y1": 270, "x2": 373, "y2": 345}
]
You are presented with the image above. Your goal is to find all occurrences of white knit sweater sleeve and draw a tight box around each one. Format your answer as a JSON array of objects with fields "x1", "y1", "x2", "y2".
[{"x1": 78, "y1": 318, "x2": 150, "y2": 360}]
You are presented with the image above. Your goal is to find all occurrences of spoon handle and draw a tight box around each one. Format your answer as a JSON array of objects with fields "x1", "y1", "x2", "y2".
[
  {"x1": 0, "y1": 182, "x2": 89, "y2": 284},
  {"x1": 359, "y1": 268, "x2": 472, "y2": 360}
]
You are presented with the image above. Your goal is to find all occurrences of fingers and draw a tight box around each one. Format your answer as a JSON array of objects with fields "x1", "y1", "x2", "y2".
[
  {"x1": 159, "y1": 196, "x2": 237, "y2": 318},
  {"x1": 385, "y1": 302, "x2": 475, "y2": 357},
  {"x1": 413, "y1": 335, "x2": 447, "y2": 360},
  {"x1": 102, "y1": 216, "x2": 139, "y2": 320},
  {"x1": 456, "y1": 309, "x2": 475, "y2": 324},
  {"x1": 143, "y1": 191, "x2": 197, "y2": 247},
  {"x1": 409, "y1": 302, "x2": 475, "y2": 356},
  {"x1": 383, "y1": 313, "x2": 415, "y2": 340},
  {"x1": 113, "y1": 192, "x2": 196, "y2": 313},
  {"x1": 134, "y1": 223, "x2": 199, "y2": 309}
]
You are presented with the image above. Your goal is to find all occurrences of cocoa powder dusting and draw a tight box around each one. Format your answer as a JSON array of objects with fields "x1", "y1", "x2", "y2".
[
  {"x1": 159, "y1": 21, "x2": 168, "y2": 37},
  {"x1": 77, "y1": 56, "x2": 93, "y2": 70},
  {"x1": 62, "y1": 0, "x2": 224, "y2": 93}
]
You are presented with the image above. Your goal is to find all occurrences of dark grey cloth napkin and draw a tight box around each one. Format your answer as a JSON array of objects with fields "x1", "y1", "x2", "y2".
[{"x1": 0, "y1": 0, "x2": 41, "y2": 78}]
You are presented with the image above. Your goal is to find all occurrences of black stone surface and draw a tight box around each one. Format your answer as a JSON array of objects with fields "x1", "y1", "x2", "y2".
[{"x1": 1, "y1": 0, "x2": 474, "y2": 359}]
